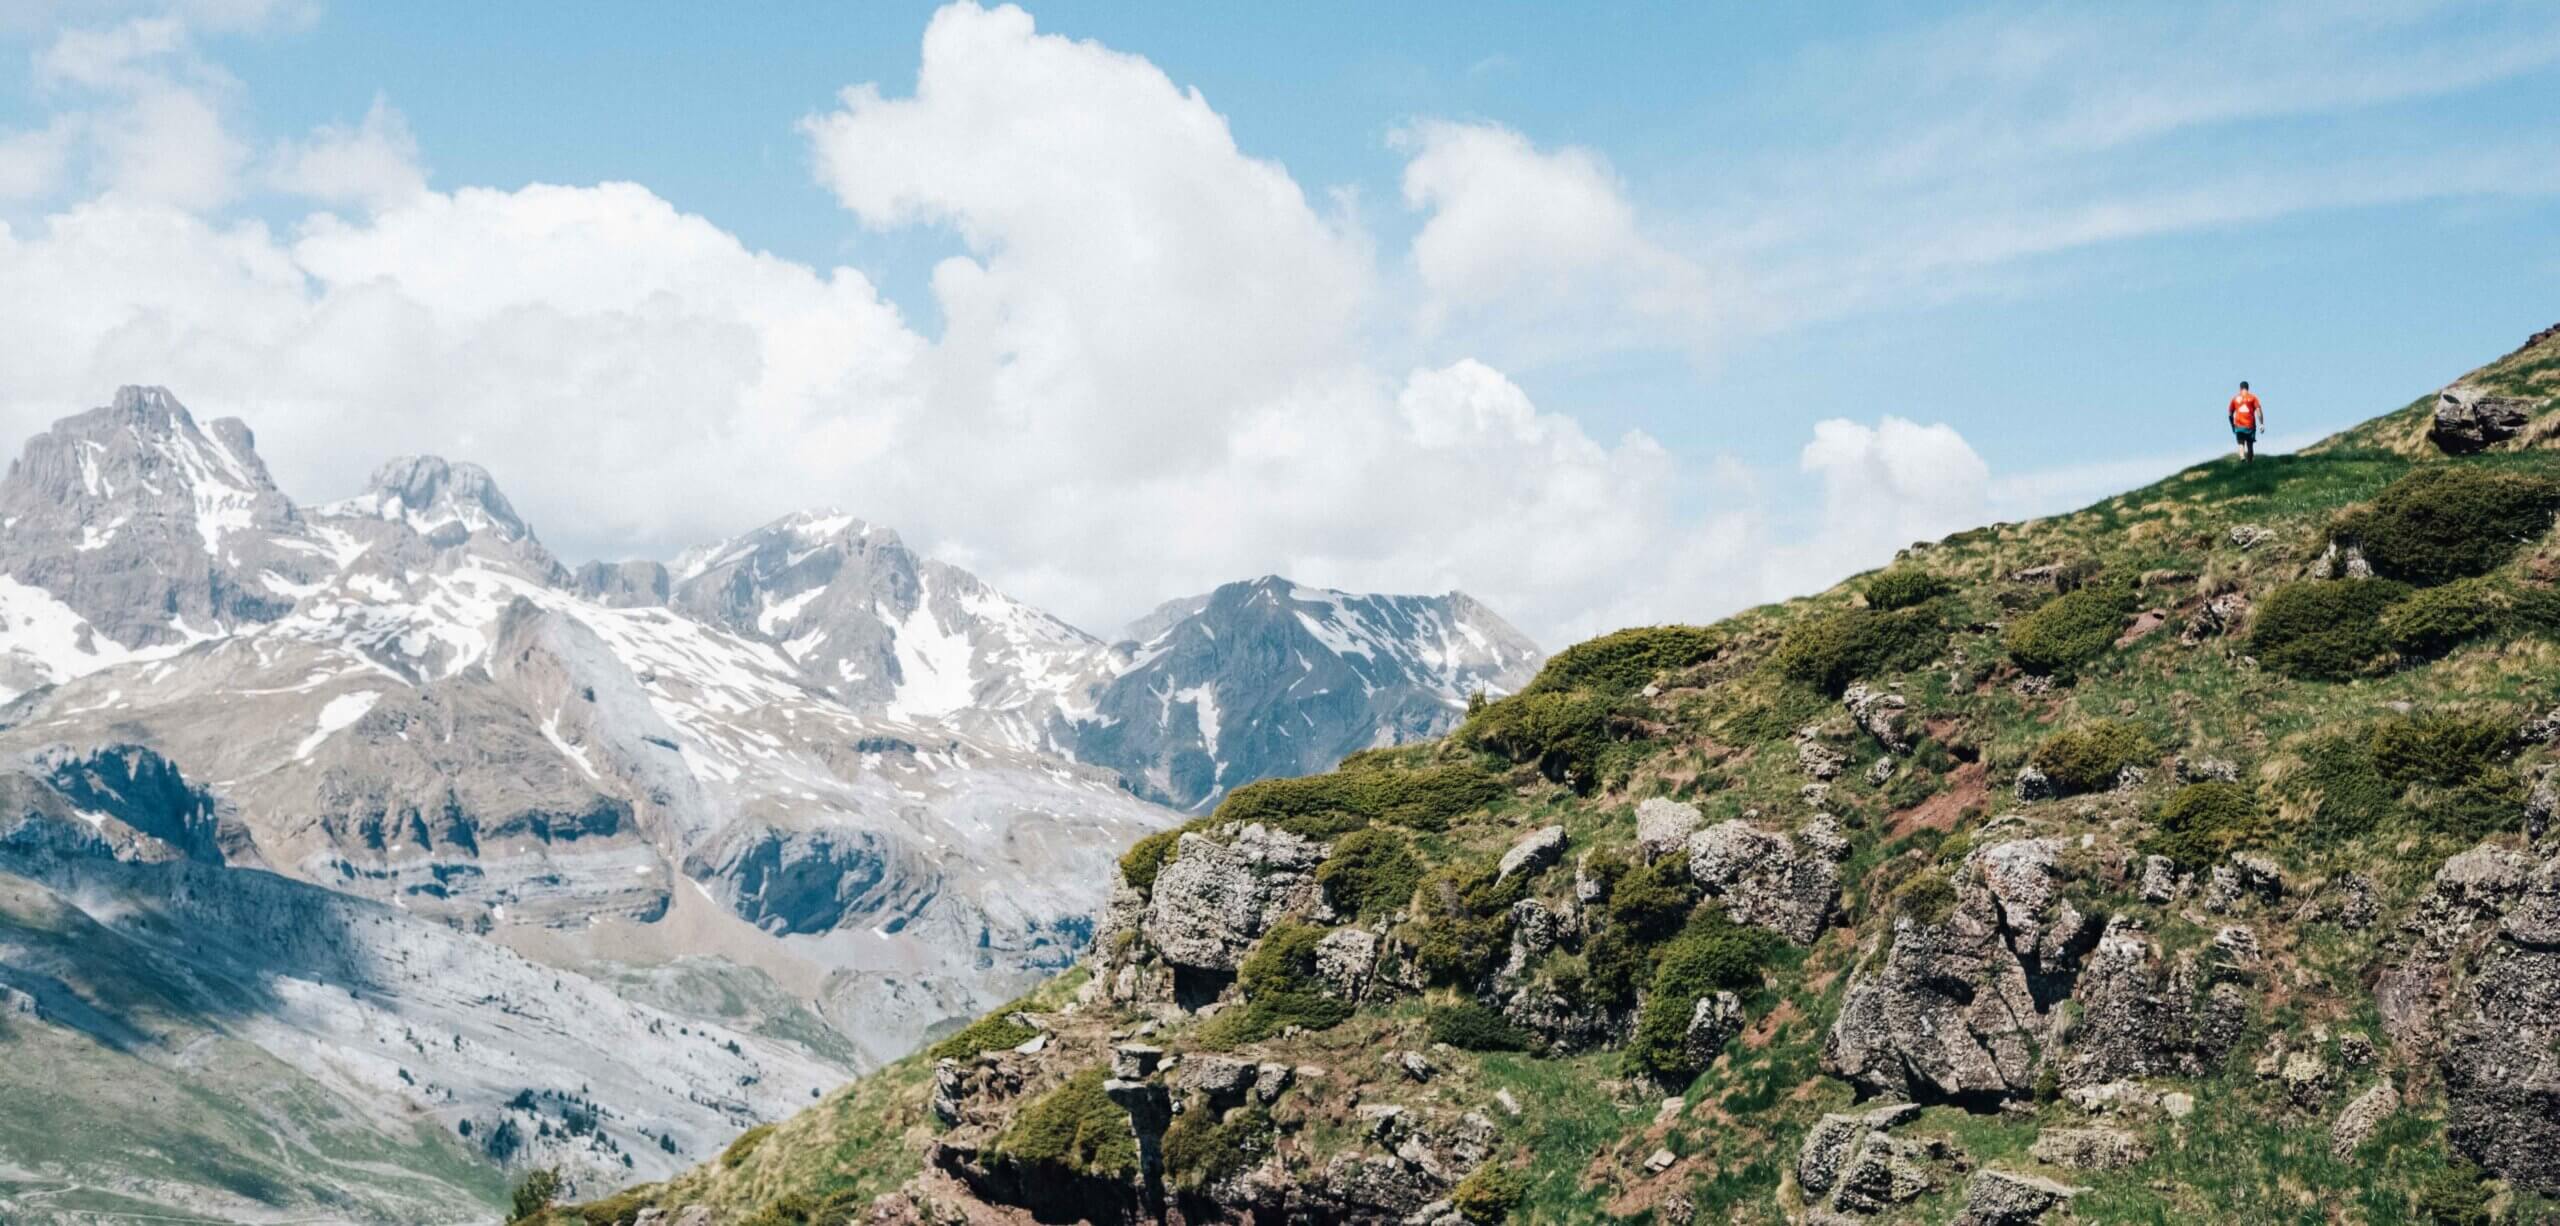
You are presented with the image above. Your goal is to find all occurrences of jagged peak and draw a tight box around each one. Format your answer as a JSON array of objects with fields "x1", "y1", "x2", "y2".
[{"x1": 327, "y1": 454, "x2": 535, "y2": 544}]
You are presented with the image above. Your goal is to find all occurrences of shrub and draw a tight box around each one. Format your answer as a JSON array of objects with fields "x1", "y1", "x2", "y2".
[
  {"x1": 1451, "y1": 1165, "x2": 1530, "y2": 1224},
  {"x1": 508, "y1": 1168, "x2": 561, "y2": 1223},
  {"x1": 2003, "y1": 580, "x2": 2136, "y2": 676},
  {"x1": 1316, "y1": 827, "x2": 1423, "y2": 918},
  {"x1": 1522, "y1": 625, "x2": 1721, "y2": 697},
  {"x1": 2382, "y1": 577, "x2": 2510, "y2": 660},
  {"x1": 1891, "y1": 871, "x2": 1958, "y2": 924},
  {"x1": 1426, "y1": 1001, "x2": 1536, "y2": 1052},
  {"x1": 2414, "y1": 1163, "x2": 2494, "y2": 1226},
  {"x1": 1627, "y1": 914, "x2": 1777, "y2": 1084},
  {"x1": 1458, "y1": 690, "x2": 1620, "y2": 789},
  {"x1": 927, "y1": 1009, "x2": 1039, "y2": 1063},
  {"x1": 2368, "y1": 714, "x2": 2515, "y2": 787},
  {"x1": 1160, "y1": 1106, "x2": 1273, "y2": 1190},
  {"x1": 1771, "y1": 606, "x2": 1948, "y2": 696},
  {"x1": 2288, "y1": 736, "x2": 2395, "y2": 845},
  {"x1": 1579, "y1": 850, "x2": 1703, "y2": 1010},
  {"x1": 2030, "y1": 720, "x2": 2155, "y2": 794},
  {"x1": 1864, "y1": 567, "x2": 1954, "y2": 612},
  {"x1": 1214, "y1": 762, "x2": 1504, "y2": 836},
  {"x1": 1405, "y1": 866, "x2": 1523, "y2": 988},
  {"x1": 2341, "y1": 464, "x2": 2560, "y2": 586},
  {"x1": 720, "y1": 1125, "x2": 774, "y2": 1169},
  {"x1": 995, "y1": 1067, "x2": 1136, "y2": 1175},
  {"x1": 2512, "y1": 584, "x2": 2560, "y2": 638},
  {"x1": 2143, "y1": 782, "x2": 2269, "y2": 869},
  {"x1": 2249, "y1": 579, "x2": 2411, "y2": 679},
  {"x1": 1119, "y1": 829, "x2": 1182, "y2": 893},
  {"x1": 1200, "y1": 923, "x2": 1354, "y2": 1046}
]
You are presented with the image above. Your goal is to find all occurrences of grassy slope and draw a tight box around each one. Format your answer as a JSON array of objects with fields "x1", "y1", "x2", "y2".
[{"x1": 561, "y1": 326, "x2": 2560, "y2": 1226}]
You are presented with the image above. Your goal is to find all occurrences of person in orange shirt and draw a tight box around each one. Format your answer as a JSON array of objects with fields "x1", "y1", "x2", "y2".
[{"x1": 2228, "y1": 381, "x2": 2263, "y2": 462}]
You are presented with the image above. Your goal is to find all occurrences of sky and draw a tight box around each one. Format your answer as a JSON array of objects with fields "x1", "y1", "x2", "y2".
[{"x1": 0, "y1": 1, "x2": 2555, "y2": 646}]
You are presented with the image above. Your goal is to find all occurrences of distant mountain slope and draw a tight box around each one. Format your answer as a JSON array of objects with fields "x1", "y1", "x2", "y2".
[{"x1": 585, "y1": 324, "x2": 2560, "y2": 1226}]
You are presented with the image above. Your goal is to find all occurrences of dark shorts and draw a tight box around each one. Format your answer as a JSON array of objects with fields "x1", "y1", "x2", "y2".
[{"x1": 2233, "y1": 427, "x2": 2257, "y2": 442}]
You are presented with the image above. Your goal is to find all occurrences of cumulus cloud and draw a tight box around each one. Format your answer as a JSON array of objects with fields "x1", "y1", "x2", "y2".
[
  {"x1": 265, "y1": 95, "x2": 426, "y2": 210},
  {"x1": 0, "y1": 0, "x2": 2006, "y2": 647}
]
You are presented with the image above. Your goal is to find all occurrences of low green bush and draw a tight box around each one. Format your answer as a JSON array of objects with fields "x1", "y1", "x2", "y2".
[
  {"x1": 1118, "y1": 829, "x2": 1182, "y2": 893},
  {"x1": 995, "y1": 1067, "x2": 1136, "y2": 1175},
  {"x1": 2030, "y1": 720, "x2": 2155, "y2": 794},
  {"x1": 926, "y1": 1010, "x2": 1039, "y2": 1063},
  {"x1": 1451, "y1": 1165, "x2": 1529, "y2": 1223},
  {"x1": 1863, "y1": 567, "x2": 1953, "y2": 612},
  {"x1": 1426, "y1": 1001, "x2": 1537, "y2": 1052},
  {"x1": 1578, "y1": 849, "x2": 1704, "y2": 1010},
  {"x1": 2368, "y1": 714, "x2": 2515, "y2": 787},
  {"x1": 1213, "y1": 761, "x2": 1503, "y2": 836},
  {"x1": 2340, "y1": 464, "x2": 2560, "y2": 586},
  {"x1": 509, "y1": 1169, "x2": 561, "y2": 1223},
  {"x1": 1891, "y1": 871, "x2": 1958, "y2": 924},
  {"x1": 1315, "y1": 827, "x2": 1422, "y2": 918},
  {"x1": 1160, "y1": 1106, "x2": 1273, "y2": 1190},
  {"x1": 1405, "y1": 866, "x2": 1526, "y2": 988},
  {"x1": 2249, "y1": 579, "x2": 2411, "y2": 679},
  {"x1": 1458, "y1": 690, "x2": 1621, "y2": 789},
  {"x1": 2287, "y1": 736, "x2": 2395, "y2": 845},
  {"x1": 1522, "y1": 625, "x2": 1721, "y2": 697},
  {"x1": 2509, "y1": 584, "x2": 2560, "y2": 639},
  {"x1": 1199, "y1": 923, "x2": 1354, "y2": 1046},
  {"x1": 1626, "y1": 914, "x2": 1777, "y2": 1084},
  {"x1": 1770, "y1": 606, "x2": 1948, "y2": 697},
  {"x1": 2142, "y1": 781, "x2": 2269, "y2": 869},
  {"x1": 2003, "y1": 580, "x2": 2136, "y2": 676},
  {"x1": 720, "y1": 1125, "x2": 774, "y2": 1170},
  {"x1": 2382, "y1": 577, "x2": 2510, "y2": 660}
]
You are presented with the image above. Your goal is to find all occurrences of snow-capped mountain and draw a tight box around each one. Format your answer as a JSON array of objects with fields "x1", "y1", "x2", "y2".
[{"x1": 0, "y1": 386, "x2": 1540, "y2": 1213}]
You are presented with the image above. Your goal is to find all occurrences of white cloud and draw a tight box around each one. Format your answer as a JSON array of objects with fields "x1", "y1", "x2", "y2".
[
  {"x1": 0, "y1": 117, "x2": 76, "y2": 200},
  {"x1": 1397, "y1": 120, "x2": 1711, "y2": 360},
  {"x1": 266, "y1": 95, "x2": 426, "y2": 211}
]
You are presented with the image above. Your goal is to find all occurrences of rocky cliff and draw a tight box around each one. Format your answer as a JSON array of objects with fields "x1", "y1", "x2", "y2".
[{"x1": 570, "y1": 323, "x2": 2560, "y2": 1225}]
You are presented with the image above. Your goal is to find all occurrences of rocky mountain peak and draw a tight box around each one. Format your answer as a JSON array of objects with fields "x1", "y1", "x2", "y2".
[{"x1": 333, "y1": 454, "x2": 536, "y2": 547}]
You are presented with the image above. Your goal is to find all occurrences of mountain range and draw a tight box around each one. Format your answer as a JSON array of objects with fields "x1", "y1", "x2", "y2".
[{"x1": 0, "y1": 386, "x2": 1539, "y2": 1221}]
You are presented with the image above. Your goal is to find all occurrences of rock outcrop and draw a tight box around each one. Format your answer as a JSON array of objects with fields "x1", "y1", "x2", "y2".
[
  {"x1": 1143, "y1": 825, "x2": 1329, "y2": 973},
  {"x1": 2430, "y1": 383, "x2": 2536, "y2": 454}
]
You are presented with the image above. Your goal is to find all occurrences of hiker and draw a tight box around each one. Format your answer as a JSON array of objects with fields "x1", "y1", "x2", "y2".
[{"x1": 2229, "y1": 381, "x2": 2263, "y2": 462}]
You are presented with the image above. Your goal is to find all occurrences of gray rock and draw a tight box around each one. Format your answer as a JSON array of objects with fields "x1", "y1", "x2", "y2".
[
  {"x1": 2331, "y1": 1080, "x2": 2399, "y2": 1159},
  {"x1": 1635, "y1": 797, "x2": 1703, "y2": 861},
  {"x1": 1843, "y1": 684, "x2": 1913, "y2": 753},
  {"x1": 2139, "y1": 855, "x2": 2184, "y2": 903},
  {"x1": 1955, "y1": 1169, "x2": 2082, "y2": 1225},
  {"x1": 1682, "y1": 991, "x2": 1745, "y2": 1070},
  {"x1": 2527, "y1": 708, "x2": 2560, "y2": 746},
  {"x1": 1314, "y1": 927, "x2": 1381, "y2": 1000},
  {"x1": 1644, "y1": 1147, "x2": 1677, "y2": 1174},
  {"x1": 1684, "y1": 821, "x2": 1840, "y2": 945},
  {"x1": 1799, "y1": 740, "x2": 1848, "y2": 781},
  {"x1": 2175, "y1": 755, "x2": 2241, "y2": 784},
  {"x1": 1797, "y1": 1114, "x2": 1868, "y2": 1196},
  {"x1": 2182, "y1": 591, "x2": 2251, "y2": 644},
  {"x1": 1252, "y1": 1062, "x2": 1294, "y2": 1105},
  {"x1": 1867, "y1": 756, "x2": 1899, "y2": 786},
  {"x1": 2227, "y1": 524, "x2": 2273, "y2": 551},
  {"x1": 1174, "y1": 1053, "x2": 1257, "y2": 1102},
  {"x1": 2281, "y1": 1049, "x2": 2334, "y2": 1108},
  {"x1": 2430, "y1": 383, "x2": 2537, "y2": 454},
  {"x1": 1496, "y1": 824, "x2": 1567, "y2": 882},
  {"x1": 1144, "y1": 825, "x2": 1329, "y2": 972},
  {"x1": 2013, "y1": 766, "x2": 2055, "y2": 802},
  {"x1": 2528, "y1": 767, "x2": 2558, "y2": 843},
  {"x1": 2030, "y1": 1127, "x2": 2147, "y2": 1171}
]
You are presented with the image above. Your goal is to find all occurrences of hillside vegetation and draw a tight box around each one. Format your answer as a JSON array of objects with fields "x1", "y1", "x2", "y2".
[{"x1": 545, "y1": 326, "x2": 2560, "y2": 1225}]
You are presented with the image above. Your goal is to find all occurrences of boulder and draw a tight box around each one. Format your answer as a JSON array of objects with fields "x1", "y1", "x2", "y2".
[
  {"x1": 2013, "y1": 766, "x2": 2055, "y2": 802},
  {"x1": 1796, "y1": 1102, "x2": 1935, "y2": 1210},
  {"x1": 2029, "y1": 1126, "x2": 2147, "y2": 1171},
  {"x1": 1174, "y1": 1054, "x2": 1257, "y2": 1103},
  {"x1": 2175, "y1": 755, "x2": 2241, "y2": 784},
  {"x1": 2181, "y1": 591, "x2": 2251, "y2": 644},
  {"x1": 2227, "y1": 524, "x2": 2273, "y2": 551},
  {"x1": 2528, "y1": 767, "x2": 2558, "y2": 843},
  {"x1": 1496, "y1": 825, "x2": 1568, "y2": 882},
  {"x1": 1684, "y1": 821, "x2": 1841, "y2": 945},
  {"x1": 1112, "y1": 1044, "x2": 1165, "y2": 1079},
  {"x1": 1800, "y1": 740, "x2": 1848, "y2": 781},
  {"x1": 2061, "y1": 917, "x2": 2246, "y2": 1087},
  {"x1": 2138, "y1": 855, "x2": 2184, "y2": 904},
  {"x1": 1681, "y1": 991, "x2": 1745, "y2": 1070},
  {"x1": 1313, "y1": 927, "x2": 1380, "y2": 1000},
  {"x1": 2430, "y1": 383, "x2": 2536, "y2": 454},
  {"x1": 1635, "y1": 797, "x2": 1703, "y2": 861},
  {"x1": 1954, "y1": 1169, "x2": 2081, "y2": 1226},
  {"x1": 1144, "y1": 825, "x2": 1329, "y2": 972},
  {"x1": 1842, "y1": 684, "x2": 1913, "y2": 753},
  {"x1": 2330, "y1": 1079, "x2": 2399, "y2": 1160}
]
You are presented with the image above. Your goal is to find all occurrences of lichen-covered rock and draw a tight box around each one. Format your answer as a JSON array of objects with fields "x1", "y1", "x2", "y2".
[
  {"x1": 2138, "y1": 855, "x2": 2183, "y2": 904},
  {"x1": 2013, "y1": 766, "x2": 2055, "y2": 801},
  {"x1": 2331, "y1": 1079, "x2": 2399, "y2": 1160},
  {"x1": 1829, "y1": 1132, "x2": 1949, "y2": 1214},
  {"x1": 1635, "y1": 797, "x2": 1703, "y2": 861},
  {"x1": 1313, "y1": 926, "x2": 1380, "y2": 1000},
  {"x1": 1842, "y1": 684, "x2": 1913, "y2": 753},
  {"x1": 1954, "y1": 1169, "x2": 2081, "y2": 1225},
  {"x1": 1174, "y1": 1053, "x2": 1257, "y2": 1103},
  {"x1": 1800, "y1": 740, "x2": 1848, "y2": 781},
  {"x1": 2030, "y1": 1126, "x2": 2147, "y2": 1171},
  {"x1": 1496, "y1": 824, "x2": 1567, "y2": 882},
  {"x1": 2528, "y1": 767, "x2": 2559, "y2": 843},
  {"x1": 1681, "y1": 991, "x2": 1745, "y2": 1070},
  {"x1": 2174, "y1": 755, "x2": 2241, "y2": 784},
  {"x1": 2181, "y1": 591, "x2": 2251, "y2": 644},
  {"x1": 2430, "y1": 383, "x2": 2537, "y2": 454},
  {"x1": 1796, "y1": 1102, "x2": 1930, "y2": 1207},
  {"x1": 1825, "y1": 839, "x2": 2096, "y2": 1104},
  {"x1": 1684, "y1": 820, "x2": 1841, "y2": 944},
  {"x1": 1144, "y1": 825, "x2": 1329, "y2": 972},
  {"x1": 2062, "y1": 917, "x2": 2245, "y2": 1087}
]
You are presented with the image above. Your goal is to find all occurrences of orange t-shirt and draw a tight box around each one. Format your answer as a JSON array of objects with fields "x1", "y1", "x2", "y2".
[{"x1": 2229, "y1": 391, "x2": 2260, "y2": 429}]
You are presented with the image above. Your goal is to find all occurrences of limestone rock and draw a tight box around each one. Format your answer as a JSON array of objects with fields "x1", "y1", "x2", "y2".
[
  {"x1": 1800, "y1": 740, "x2": 1848, "y2": 781},
  {"x1": 1681, "y1": 991, "x2": 1745, "y2": 1070},
  {"x1": 1144, "y1": 825, "x2": 1329, "y2": 972},
  {"x1": 2182, "y1": 591, "x2": 2251, "y2": 644},
  {"x1": 1314, "y1": 927, "x2": 1380, "y2": 1000},
  {"x1": 1843, "y1": 684, "x2": 1913, "y2": 753},
  {"x1": 1954, "y1": 1169, "x2": 2081, "y2": 1226},
  {"x1": 2331, "y1": 1080, "x2": 2399, "y2": 1159},
  {"x1": 2030, "y1": 1126, "x2": 2147, "y2": 1171},
  {"x1": 1684, "y1": 821, "x2": 1840, "y2": 944},
  {"x1": 2013, "y1": 766, "x2": 2055, "y2": 802},
  {"x1": 1635, "y1": 797, "x2": 1703, "y2": 861},
  {"x1": 2430, "y1": 383, "x2": 2536, "y2": 454},
  {"x1": 1497, "y1": 825, "x2": 1568, "y2": 882}
]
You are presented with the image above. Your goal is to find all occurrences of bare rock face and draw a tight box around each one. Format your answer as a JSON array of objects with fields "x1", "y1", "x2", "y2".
[
  {"x1": 2430, "y1": 383, "x2": 2537, "y2": 454},
  {"x1": 1313, "y1": 926, "x2": 1380, "y2": 1000},
  {"x1": 2030, "y1": 1126, "x2": 2147, "y2": 1171},
  {"x1": 1796, "y1": 1102, "x2": 1933, "y2": 1212},
  {"x1": 1635, "y1": 797, "x2": 1703, "y2": 862},
  {"x1": 1496, "y1": 824, "x2": 1567, "y2": 881},
  {"x1": 2331, "y1": 1079, "x2": 2399, "y2": 1160},
  {"x1": 1684, "y1": 820, "x2": 1842, "y2": 945},
  {"x1": 2060, "y1": 917, "x2": 2246, "y2": 1087},
  {"x1": 1143, "y1": 825, "x2": 1329, "y2": 973},
  {"x1": 1825, "y1": 839, "x2": 2105, "y2": 1105},
  {"x1": 1682, "y1": 991, "x2": 1746, "y2": 1070}
]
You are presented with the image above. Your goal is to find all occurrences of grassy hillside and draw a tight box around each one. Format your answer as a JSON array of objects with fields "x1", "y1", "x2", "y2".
[{"x1": 544, "y1": 324, "x2": 2560, "y2": 1226}]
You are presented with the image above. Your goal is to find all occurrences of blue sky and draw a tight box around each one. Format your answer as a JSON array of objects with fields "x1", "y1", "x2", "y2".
[{"x1": 0, "y1": 1, "x2": 2555, "y2": 642}]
